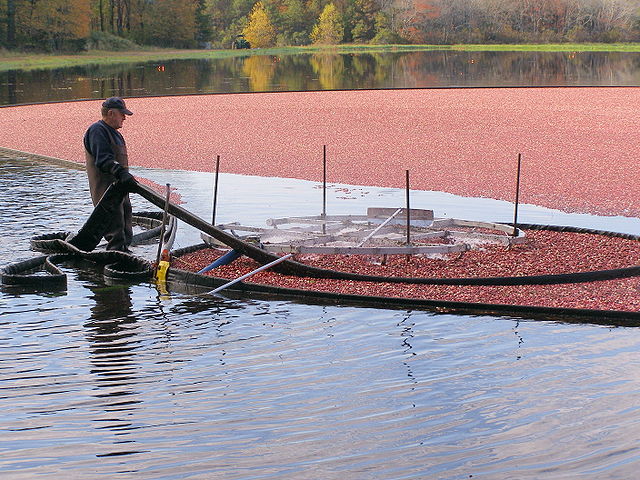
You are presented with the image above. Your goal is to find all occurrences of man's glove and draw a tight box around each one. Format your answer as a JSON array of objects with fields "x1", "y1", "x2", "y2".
[
  {"x1": 112, "y1": 163, "x2": 137, "y2": 189},
  {"x1": 116, "y1": 169, "x2": 135, "y2": 184}
]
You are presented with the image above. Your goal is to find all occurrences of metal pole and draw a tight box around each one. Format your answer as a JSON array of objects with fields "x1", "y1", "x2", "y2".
[
  {"x1": 155, "y1": 183, "x2": 171, "y2": 268},
  {"x1": 405, "y1": 170, "x2": 411, "y2": 262},
  {"x1": 405, "y1": 170, "x2": 411, "y2": 245},
  {"x1": 357, "y1": 208, "x2": 402, "y2": 248},
  {"x1": 212, "y1": 155, "x2": 220, "y2": 225},
  {"x1": 207, "y1": 253, "x2": 294, "y2": 294},
  {"x1": 322, "y1": 145, "x2": 327, "y2": 235},
  {"x1": 513, "y1": 153, "x2": 522, "y2": 237}
]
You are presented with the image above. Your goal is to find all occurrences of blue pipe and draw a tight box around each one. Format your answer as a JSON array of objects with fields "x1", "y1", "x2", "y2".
[{"x1": 197, "y1": 249, "x2": 242, "y2": 274}]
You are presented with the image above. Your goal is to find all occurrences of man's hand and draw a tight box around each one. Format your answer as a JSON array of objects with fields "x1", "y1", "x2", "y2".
[
  {"x1": 112, "y1": 164, "x2": 137, "y2": 190},
  {"x1": 116, "y1": 169, "x2": 135, "y2": 183}
]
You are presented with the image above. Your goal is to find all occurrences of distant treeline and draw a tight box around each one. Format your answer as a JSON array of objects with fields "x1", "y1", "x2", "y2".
[{"x1": 1, "y1": 0, "x2": 640, "y2": 51}]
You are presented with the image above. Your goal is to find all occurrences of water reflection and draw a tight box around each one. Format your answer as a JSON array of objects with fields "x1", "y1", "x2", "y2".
[
  {"x1": 2, "y1": 50, "x2": 640, "y2": 105},
  {"x1": 84, "y1": 280, "x2": 141, "y2": 442}
]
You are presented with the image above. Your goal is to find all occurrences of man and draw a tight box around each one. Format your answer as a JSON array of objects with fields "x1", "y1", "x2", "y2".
[{"x1": 83, "y1": 97, "x2": 136, "y2": 252}]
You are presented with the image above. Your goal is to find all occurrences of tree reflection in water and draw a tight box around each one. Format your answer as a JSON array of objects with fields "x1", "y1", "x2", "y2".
[{"x1": 2, "y1": 50, "x2": 639, "y2": 106}]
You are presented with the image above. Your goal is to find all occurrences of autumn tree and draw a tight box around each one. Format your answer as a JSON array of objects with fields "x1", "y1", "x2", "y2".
[
  {"x1": 17, "y1": 0, "x2": 90, "y2": 49},
  {"x1": 311, "y1": 3, "x2": 344, "y2": 44},
  {"x1": 243, "y1": 1, "x2": 277, "y2": 47},
  {"x1": 5, "y1": 0, "x2": 640, "y2": 50}
]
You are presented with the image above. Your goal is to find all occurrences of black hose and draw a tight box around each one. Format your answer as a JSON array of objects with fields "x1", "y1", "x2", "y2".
[
  {"x1": 3, "y1": 181, "x2": 639, "y2": 319},
  {"x1": 148, "y1": 179, "x2": 639, "y2": 287}
]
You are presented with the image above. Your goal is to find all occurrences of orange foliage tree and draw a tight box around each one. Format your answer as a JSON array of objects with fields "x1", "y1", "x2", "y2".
[{"x1": 15, "y1": 0, "x2": 90, "y2": 49}]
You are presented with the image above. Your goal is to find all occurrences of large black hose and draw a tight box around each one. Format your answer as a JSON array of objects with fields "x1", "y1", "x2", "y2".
[
  {"x1": 133, "y1": 183, "x2": 640, "y2": 286},
  {"x1": 3, "y1": 180, "x2": 639, "y2": 293},
  {"x1": 2, "y1": 182, "x2": 156, "y2": 289},
  {"x1": 165, "y1": 265, "x2": 640, "y2": 324},
  {"x1": 0, "y1": 255, "x2": 67, "y2": 290}
]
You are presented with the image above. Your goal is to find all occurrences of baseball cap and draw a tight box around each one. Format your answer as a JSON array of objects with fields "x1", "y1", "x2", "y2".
[{"x1": 102, "y1": 97, "x2": 133, "y2": 115}]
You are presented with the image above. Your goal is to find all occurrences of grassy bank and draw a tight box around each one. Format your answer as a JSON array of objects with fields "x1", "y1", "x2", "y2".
[{"x1": 1, "y1": 43, "x2": 639, "y2": 71}]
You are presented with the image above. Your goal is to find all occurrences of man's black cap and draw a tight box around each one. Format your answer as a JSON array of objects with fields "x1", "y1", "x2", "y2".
[{"x1": 102, "y1": 97, "x2": 133, "y2": 115}]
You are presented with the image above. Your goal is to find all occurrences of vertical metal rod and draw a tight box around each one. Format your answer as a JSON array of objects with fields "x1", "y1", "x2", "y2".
[
  {"x1": 212, "y1": 155, "x2": 220, "y2": 225},
  {"x1": 155, "y1": 183, "x2": 171, "y2": 268},
  {"x1": 512, "y1": 153, "x2": 522, "y2": 237},
  {"x1": 405, "y1": 170, "x2": 411, "y2": 245},
  {"x1": 322, "y1": 145, "x2": 327, "y2": 235}
]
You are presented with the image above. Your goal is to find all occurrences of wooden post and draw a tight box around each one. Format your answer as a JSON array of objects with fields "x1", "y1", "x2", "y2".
[
  {"x1": 513, "y1": 153, "x2": 522, "y2": 237},
  {"x1": 212, "y1": 155, "x2": 220, "y2": 225}
]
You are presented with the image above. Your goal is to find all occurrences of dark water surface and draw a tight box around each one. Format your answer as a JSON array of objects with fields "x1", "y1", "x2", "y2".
[
  {"x1": 2, "y1": 50, "x2": 640, "y2": 105},
  {"x1": 2, "y1": 158, "x2": 640, "y2": 478}
]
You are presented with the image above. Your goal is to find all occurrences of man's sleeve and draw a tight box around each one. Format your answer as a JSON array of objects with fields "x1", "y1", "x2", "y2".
[{"x1": 85, "y1": 124, "x2": 120, "y2": 175}]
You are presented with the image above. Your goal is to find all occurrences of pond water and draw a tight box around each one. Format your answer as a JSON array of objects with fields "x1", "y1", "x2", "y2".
[
  {"x1": 2, "y1": 157, "x2": 640, "y2": 478},
  {"x1": 2, "y1": 48, "x2": 640, "y2": 478},
  {"x1": 2, "y1": 49, "x2": 640, "y2": 105}
]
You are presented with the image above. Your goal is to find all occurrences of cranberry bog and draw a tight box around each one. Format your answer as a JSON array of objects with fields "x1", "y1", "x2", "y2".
[
  {"x1": 167, "y1": 206, "x2": 640, "y2": 320},
  {"x1": 1, "y1": 88, "x2": 639, "y2": 321}
]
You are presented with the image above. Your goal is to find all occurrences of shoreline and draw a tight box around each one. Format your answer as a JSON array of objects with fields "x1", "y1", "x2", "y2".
[{"x1": 2, "y1": 43, "x2": 640, "y2": 71}]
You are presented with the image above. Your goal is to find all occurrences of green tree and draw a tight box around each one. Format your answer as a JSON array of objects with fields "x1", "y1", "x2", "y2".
[
  {"x1": 350, "y1": 0, "x2": 378, "y2": 42},
  {"x1": 280, "y1": 0, "x2": 308, "y2": 39},
  {"x1": 195, "y1": 0, "x2": 212, "y2": 45},
  {"x1": 311, "y1": 2, "x2": 344, "y2": 44},
  {"x1": 243, "y1": 1, "x2": 276, "y2": 47},
  {"x1": 145, "y1": 0, "x2": 197, "y2": 47},
  {"x1": 371, "y1": 11, "x2": 403, "y2": 44},
  {"x1": 5, "y1": 0, "x2": 16, "y2": 46}
]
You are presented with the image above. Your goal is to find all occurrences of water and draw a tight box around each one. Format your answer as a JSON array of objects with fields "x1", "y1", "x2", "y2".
[
  {"x1": 2, "y1": 48, "x2": 640, "y2": 477},
  {"x1": 2, "y1": 50, "x2": 640, "y2": 105},
  {"x1": 2, "y1": 157, "x2": 640, "y2": 478}
]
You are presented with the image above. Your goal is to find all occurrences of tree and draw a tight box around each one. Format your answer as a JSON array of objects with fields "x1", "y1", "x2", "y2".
[
  {"x1": 350, "y1": 0, "x2": 379, "y2": 42},
  {"x1": 243, "y1": 1, "x2": 276, "y2": 47},
  {"x1": 18, "y1": 0, "x2": 90, "y2": 49},
  {"x1": 280, "y1": 0, "x2": 310, "y2": 40},
  {"x1": 311, "y1": 2, "x2": 344, "y2": 44},
  {"x1": 6, "y1": 0, "x2": 16, "y2": 47},
  {"x1": 371, "y1": 11, "x2": 403, "y2": 43},
  {"x1": 195, "y1": 0, "x2": 212, "y2": 45},
  {"x1": 145, "y1": 0, "x2": 197, "y2": 47}
]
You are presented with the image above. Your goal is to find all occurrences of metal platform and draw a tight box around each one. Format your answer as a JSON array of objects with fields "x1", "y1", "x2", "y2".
[{"x1": 202, "y1": 207, "x2": 526, "y2": 256}]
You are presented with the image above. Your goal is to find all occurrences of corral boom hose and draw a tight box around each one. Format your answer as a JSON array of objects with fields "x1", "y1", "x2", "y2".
[
  {"x1": 3, "y1": 181, "x2": 639, "y2": 293},
  {"x1": 132, "y1": 183, "x2": 640, "y2": 286}
]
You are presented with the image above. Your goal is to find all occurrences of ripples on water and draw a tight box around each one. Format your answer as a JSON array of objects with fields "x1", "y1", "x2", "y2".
[{"x1": 2, "y1": 158, "x2": 640, "y2": 479}]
